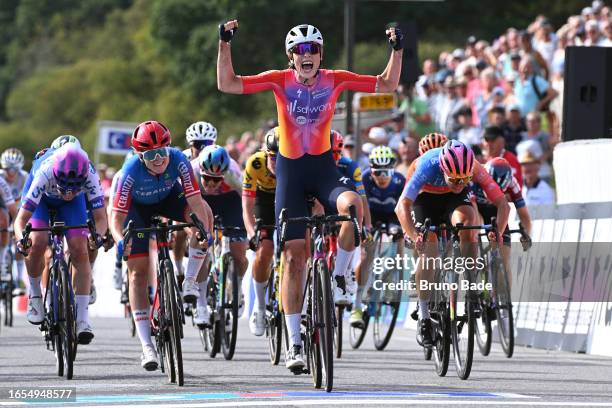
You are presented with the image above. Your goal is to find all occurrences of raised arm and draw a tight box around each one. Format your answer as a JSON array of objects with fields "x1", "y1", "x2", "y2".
[
  {"x1": 376, "y1": 26, "x2": 404, "y2": 93},
  {"x1": 217, "y1": 20, "x2": 243, "y2": 94}
]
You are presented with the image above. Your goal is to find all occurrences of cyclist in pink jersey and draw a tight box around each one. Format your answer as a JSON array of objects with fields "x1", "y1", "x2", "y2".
[{"x1": 218, "y1": 20, "x2": 403, "y2": 371}]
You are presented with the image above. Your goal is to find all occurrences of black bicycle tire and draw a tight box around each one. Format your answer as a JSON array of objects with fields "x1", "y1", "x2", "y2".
[
  {"x1": 349, "y1": 307, "x2": 370, "y2": 349},
  {"x1": 433, "y1": 307, "x2": 451, "y2": 377},
  {"x1": 207, "y1": 275, "x2": 221, "y2": 357},
  {"x1": 493, "y1": 257, "x2": 514, "y2": 358},
  {"x1": 373, "y1": 301, "x2": 400, "y2": 351},
  {"x1": 163, "y1": 259, "x2": 184, "y2": 386},
  {"x1": 451, "y1": 289, "x2": 474, "y2": 380},
  {"x1": 221, "y1": 254, "x2": 239, "y2": 360},
  {"x1": 307, "y1": 282, "x2": 322, "y2": 389},
  {"x1": 266, "y1": 269, "x2": 282, "y2": 365},
  {"x1": 316, "y1": 258, "x2": 334, "y2": 392},
  {"x1": 158, "y1": 269, "x2": 175, "y2": 383},
  {"x1": 335, "y1": 305, "x2": 343, "y2": 358},
  {"x1": 59, "y1": 261, "x2": 75, "y2": 380},
  {"x1": 51, "y1": 270, "x2": 64, "y2": 378},
  {"x1": 4, "y1": 248, "x2": 14, "y2": 327},
  {"x1": 475, "y1": 308, "x2": 492, "y2": 357}
]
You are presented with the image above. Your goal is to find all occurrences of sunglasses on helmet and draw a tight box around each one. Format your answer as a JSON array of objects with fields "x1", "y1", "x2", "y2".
[
  {"x1": 445, "y1": 174, "x2": 472, "y2": 185},
  {"x1": 291, "y1": 42, "x2": 321, "y2": 55},
  {"x1": 140, "y1": 147, "x2": 169, "y2": 161},
  {"x1": 372, "y1": 168, "x2": 393, "y2": 178}
]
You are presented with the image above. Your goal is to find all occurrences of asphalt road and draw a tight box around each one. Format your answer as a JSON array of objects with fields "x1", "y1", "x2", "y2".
[{"x1": 1, "y1": 315, "x2": 611, "y2": 408}]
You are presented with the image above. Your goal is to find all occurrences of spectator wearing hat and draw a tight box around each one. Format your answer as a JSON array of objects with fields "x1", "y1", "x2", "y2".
[
  {"x1": 483, "y1": 125, "x2": 523, "y2": 186},
  {"x1": 514, "y1": 56, "x2": 558, "y2": 117},
  {"x1": 395, "y1": 135, "x2": 419, "y2": 176},
  {"x1": 519, "y1": 151, "x2": 555, "y2": 206},
  {"x1": 503, "y1": 104, "x2": 526, "y2": 154}
]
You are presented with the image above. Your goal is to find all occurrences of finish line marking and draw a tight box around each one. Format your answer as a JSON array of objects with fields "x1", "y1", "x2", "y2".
[{"x1": 4, "y1": 390, "x2": 534, "y2": 405}]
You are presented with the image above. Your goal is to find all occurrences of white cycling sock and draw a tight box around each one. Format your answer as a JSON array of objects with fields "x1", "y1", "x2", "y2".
[
  {"x1": 285, "y1": 313, "x2": 302, "y2": 348},
  {"x1": 333, "y1": 246, "x2": 354, "y2": 278},
  {"x1": 254, "y1": 280, "x2": 267, "y2": 313},
  {"x1": 185, "y1": 247, "x2": 206, "y2": 281},
  {"x1": 28, "y1": 275, "x2": 42, "y2": 297},
  {"x1": 75, "y1": 295, "x2": 90, "y2": 323},
  {"x1": 197, "y1": 281, "x2": 207, "y2": 308},
  {"x1": 355, "y1": 286, "x2": 364, "y2": 309},
  {"x1": 133, "y1": 309, "x2": 153, "y2": 348},
  {"x1": 16, "y1": 260, "x2": 26, "y2": 282},
  {"x1": 419, "y1": 299, "x2": 430, "y2": 320}
]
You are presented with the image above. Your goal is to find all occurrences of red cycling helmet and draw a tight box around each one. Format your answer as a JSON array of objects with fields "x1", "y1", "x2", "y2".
[{"x1": 131, "y1": 120, "x2": 171, "y2": 152}]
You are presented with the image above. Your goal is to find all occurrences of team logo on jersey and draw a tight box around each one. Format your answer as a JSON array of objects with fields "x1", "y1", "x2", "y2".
[
  {"x1": 339, "y1": 176, "x2": 350, "y2": 185},
  {"x1": 117, "y1": 176, "x2": 135, "y2": 210},
  {"x1": 178, "y1": 162, "x2": 195, "y2": 194}
]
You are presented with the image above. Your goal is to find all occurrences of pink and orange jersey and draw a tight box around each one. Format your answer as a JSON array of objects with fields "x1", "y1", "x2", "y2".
[{"x1": 241, "y1": 69, "x2": 377, "y2": 159}]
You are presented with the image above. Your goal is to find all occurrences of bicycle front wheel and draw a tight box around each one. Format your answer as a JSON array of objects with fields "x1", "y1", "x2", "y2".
[
  {"x1": 221, "y1": 254, "x2": 238, "y2": 360},
  {"x1": 315, "y1": 258, "x2": 334, "y2": 392},
  {"x1": 163, "y1": 259, "x2": 184, "y2": 386},
  {"x1": 451, "y1": 289, "x2": 475, "y2": 380},
  {"x1": 349, "y1": 307, "x2": 369, "y2": 349},
  {"x1": 59, "y1": 261, "x2": 75, "y2": 380},
  {"x1": 492, "y1": 258, "x2": 514, "y2": 358},
  {"x1": 372, "y1": 299, "x2": 400, "y2": 351}
]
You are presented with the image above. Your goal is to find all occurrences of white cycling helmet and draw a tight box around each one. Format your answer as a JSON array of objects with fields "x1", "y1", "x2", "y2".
[
  {"x1": 186, "y1": 121, "x2": 217, "y2": 144},
  {"x1": 285, "y1": 24, "x2": 324, "y2": 53},
  {"x1": 369, "y1": 146, "x2": 396, "y2": 168},
  {"x1": 1, "y1": 148, "x2": 25, "y2": 170},
  {"x1": 51, "y1": 135, "x2": 81, "y2": 150}
]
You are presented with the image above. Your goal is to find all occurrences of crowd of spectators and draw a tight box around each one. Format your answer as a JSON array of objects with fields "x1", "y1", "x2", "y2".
[{"x1": 354, "y1": 1, "x2": 611, "y2": 206}]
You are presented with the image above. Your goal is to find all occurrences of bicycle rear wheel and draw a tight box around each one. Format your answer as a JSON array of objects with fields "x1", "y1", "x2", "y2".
[
  {"x1": 315, "y1": 259, "x2": 334, "y2": 392},
  {"x1": 266, "y1": 267, "x2": 282, "y2": 365},
  {"x1": 59, "y1": 261, "x2": 75, "y2": 380},
  {"x1": 475, "y1": 302, "x2": 492, "y2": 357},
  {"x1": 163, "y1": 259, "x2": 184, "y2": 385},
  {"x1": 221, "y1": 254, "x2": 238, "y2": 360},
  {"x1": 492, "y1": 258, "x2": 514, "y2": 358}
]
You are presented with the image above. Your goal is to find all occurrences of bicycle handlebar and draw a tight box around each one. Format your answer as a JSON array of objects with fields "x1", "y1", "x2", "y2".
[{"x1": 19, "y1": 219, "x2": 98, "y2": 256}]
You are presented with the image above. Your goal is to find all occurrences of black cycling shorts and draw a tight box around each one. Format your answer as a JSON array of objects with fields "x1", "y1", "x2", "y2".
[
  {"x1": 276, "y1": 150, "x2": 353, "y2": 241},
  {"x1": 204, "y1": 191, "x2": 247, "y2": 242},
  {"x1": 254, "y1": 190, "x2": 275, "y2": 241},
  {"x1": 411, "y1": 191, "x2": 472, "y2": 228}
]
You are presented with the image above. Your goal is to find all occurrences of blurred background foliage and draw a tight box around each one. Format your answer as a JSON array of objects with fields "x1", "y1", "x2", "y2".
[{"x1": 0, "y1": 0, "x2": 586, "y2": 166}]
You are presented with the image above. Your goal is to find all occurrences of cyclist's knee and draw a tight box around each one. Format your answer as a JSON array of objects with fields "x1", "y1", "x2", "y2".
[
  {"x1": 337, "y1": 191, "x2": 362, "y2": 215},
  {"x1": 30, "y1": 233, "x2": 48, "y2": 255},
  {"x1": 284, "y1": 241, "x2": 306, "y2": 272}
]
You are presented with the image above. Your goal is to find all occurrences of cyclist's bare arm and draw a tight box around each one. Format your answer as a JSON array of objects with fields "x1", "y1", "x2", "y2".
[
  {"x1": 492, "y1": 195, "x2": 510, "y2": 235},
  {"x1": 110, "y1": 210, "x2": 127, "y2": 245},
  {"x1": 92, "y1": 207, "x2": 108, "y2": 237},
  {"x1": 242, "y1": 195, "x2": 256, "y2": 238},
  {"x1": 186, "y1": 194, "x2": 213, "y2": 235},
  {"x1": 395, "y1": 197, "x2": 417, "y2": 241},
  {"x1": 217, "y1": 20, "x2": 243, "y2": 94},
  {"x1": 516, "y1": 206, "x2": 532, "y2": 236},
  {"x1": 13, "y1": 207, "x2": 33, "y2": 242},
  {"x1": 376, "y1": 27, "x2": 403, "y2": 93}
]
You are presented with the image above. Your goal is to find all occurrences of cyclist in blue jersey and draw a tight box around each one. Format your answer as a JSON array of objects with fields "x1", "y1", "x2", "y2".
[
  {"x1": 331, "y1": 130, "x2": 371, "y2": 302},
  {"x1": 14, "y1": 144, "x2": 108, "y2": 345},
  {"x1": 396, "y1": 140, "x2": 510, "y2": 347},
  {"x1": 109, "y1": 120, "x2": 213, "y2": 371},
  {"x1": 351, "y1": 146, "x2": 406, "y2": 327}
]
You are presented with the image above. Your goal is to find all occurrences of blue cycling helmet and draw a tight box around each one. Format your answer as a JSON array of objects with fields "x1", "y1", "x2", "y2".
[{"x1": 198, "y1": 145, "x2": 230, "y2": 177}]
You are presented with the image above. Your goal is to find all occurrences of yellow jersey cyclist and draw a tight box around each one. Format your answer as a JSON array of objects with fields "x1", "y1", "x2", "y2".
[
  {"x1": 395, "y1": 140, "x2": 510, "y2": 347},
  {"x1": 351, "y1": 146, "x2": 406, "y2": 328},
  {"x1": 0, "y1": 148, "x2": 26, "y2": 293},
  {"x1": 242, "y1": 127, "x2": 278, "y2": 337},
  {"x1": 218, "y1": 19, "x2": 403, "y2": 370},
  {"x1": 173, "y1": 122, "x2": 218, "y2": 281},
  {"x1": 330, "y1": 129, "x2": 371, "y2": 302},
  {"x1": 187, "y1": 144, "x2": 248, "y2": 326}
]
